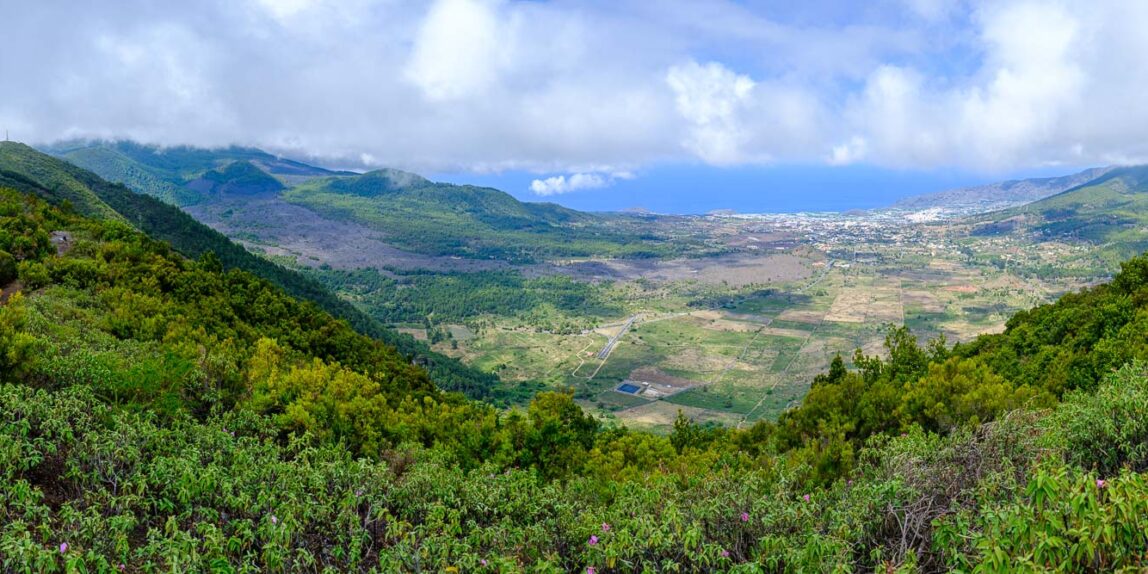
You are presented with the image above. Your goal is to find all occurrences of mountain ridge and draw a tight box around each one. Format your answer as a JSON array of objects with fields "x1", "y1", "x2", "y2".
[
  {"x1": 0, "y1": 141, "x2": 503, "y2": 399},
  {"x1": 894, "y1": 166, "x2": 1114, "y2": 213}
]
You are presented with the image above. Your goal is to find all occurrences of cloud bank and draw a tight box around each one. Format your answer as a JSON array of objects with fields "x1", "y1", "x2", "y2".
[
  {"x1": 3, "y1": 0, "x2": 1148, "y2": 182},
  {"x1": 529, "y1": 171, "x2": 634, "y2": 196}
]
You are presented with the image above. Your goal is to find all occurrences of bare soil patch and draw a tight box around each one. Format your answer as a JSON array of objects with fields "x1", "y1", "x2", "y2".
[
  {"x1": 549, "y1": 253, "x2": 812, "y2": 286},
  {"x1": 396, "y1": 328, "x2": 427, "y2": 341},
  {"x1": 187, "y1": 197, "x2": 507, "y2": 272},
  {"x1": 942, "y1": 285, "x2": 978, "y2": 293},
  {"x1": 776, "y1": 309, "x2": 824, "y2": 323},
  {"x1": 628, "y1": 366, "x2": 700, "y2": 390}
]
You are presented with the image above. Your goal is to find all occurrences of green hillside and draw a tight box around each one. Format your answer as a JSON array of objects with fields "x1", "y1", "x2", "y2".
[
  {"x1": 50, "y1": 141, "x2": 704, "y2": 264},
  {"x1": 974, "y1": 165, "x2": 1148, "y2": 267},
  {"x1": 51, "y1": 141, "x2": 348, "y2": 206},
  {"x1": 8, "y1": 163, "x2": 1148, "y2": 569},
  {"x1": 188, "y1": 160, "x2": 285, "y2": 196},
  {"x1": 0, "y1": 143, "x2": 127, "y2": 221},
  {"x1": 284, "y1": 170, "x2": 691, "y2": 262},
  {"x1": 0, "y1": 142, "x2": 502, "y2": 400}
]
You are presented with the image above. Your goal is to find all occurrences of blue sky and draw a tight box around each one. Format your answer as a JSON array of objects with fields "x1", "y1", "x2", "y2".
[{"x1": 3, "y1": 1, "x2": 1147, "y2": 213}]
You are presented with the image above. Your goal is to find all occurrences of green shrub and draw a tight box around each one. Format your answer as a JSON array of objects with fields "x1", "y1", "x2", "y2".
[{"x1": 1043, "y1": 361, "x2": 1148, "y2": 475}]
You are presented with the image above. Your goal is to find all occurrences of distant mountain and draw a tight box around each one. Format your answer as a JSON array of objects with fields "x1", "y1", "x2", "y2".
[
  {"x1": 971, "y1": 165, "x2": 1148, "y2": 265},
  {"x1": 894, "y1": 167, "x2": 1113, "y2": 213},
  {"x1": 47, "y1": 141, "x2": 710, "y2": 264},
  {"x1": 46, "y1": 140, "x2": 350, "y2": 206},
  {"x1": 282, "y1": 169, "x2": 685, "y2": 263},
  {"x1": 0, "y1": 141, "x2": 501, "y2": 399}
]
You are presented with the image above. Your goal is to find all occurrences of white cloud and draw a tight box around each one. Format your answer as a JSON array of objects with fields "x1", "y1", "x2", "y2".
[
  {"x1": 666, "y1": 60, "x2": 756, "y2": 165},
  {"x1": 829, "y1": 137, "x2": 868, "y2": 165},
  {"x1": 530, "y1": 172, "x2": 632, "y2": 196},
  {"x1": 4, "y1": 0, "x2": 1148, "y2": 174},
  {"x1": 404, "y1": 0, "x2": 504, "y2": 101},
  {"x1": 956, "y1": 1, "x2": 1084, "y2": 166}
]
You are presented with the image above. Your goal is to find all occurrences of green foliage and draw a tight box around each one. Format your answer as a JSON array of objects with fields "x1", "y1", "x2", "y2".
[
  {"x1": 11, "y1": 143, "x2": 1148, "y2": 569},
  {"x1": 956, "y1": 464, "x2": 1148, "y2": 572},
  {"x1": 0, "y1": 142, "x2": 499, "y2": 400},
  {"x1": 0, "y1": 142, "x2": 126, "y2": 222},
  {"x1": 1043, "y1": 361, "x2": 1148, "y2": 476},
  {"x1": 898, "y1": 357, "x2": 1048, "y2": 433},
  {"x1": 956, "y1": 252, "x2": 1148, "y2": 395},
  {"x1": 312, "y1": 266, "x2": 620, "y2": 328}
]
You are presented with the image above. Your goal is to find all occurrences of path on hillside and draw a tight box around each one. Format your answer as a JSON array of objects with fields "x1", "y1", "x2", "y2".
[{"x1": 0, "y1": 280, "x2": 21, "y2": 306}]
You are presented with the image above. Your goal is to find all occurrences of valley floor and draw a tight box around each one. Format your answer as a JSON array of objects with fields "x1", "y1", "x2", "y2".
[{"x1": 195, "y1": 198, "x2": 1101, "y2": 432}]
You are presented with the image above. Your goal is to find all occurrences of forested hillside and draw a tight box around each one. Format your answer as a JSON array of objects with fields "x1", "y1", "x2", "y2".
[
  {"x1": 0, "y1": 142, "x2": 501, "y2": 400},
  {"x1": 50, "y1": 140, "x2": 349, "y2": 205},
  {"x1": 974, "y1": 165, "x2": 1148, "y2": 268},
  {"x1": 7, "y1": 169, "x2": 1148, "y2": 570}
]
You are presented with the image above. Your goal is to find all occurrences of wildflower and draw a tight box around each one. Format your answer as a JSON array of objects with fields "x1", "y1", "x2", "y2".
[
  {"x1": 847, "y1": 480, "x2": 853, "y2": 486},
  {"x1": 721, "y1": 550, "x2": 730, "y2": 558},
  {"x1": 740, "y1": 512, "x2": 749, "y2": 522},
  {"x1": 803, "y1": 494, "x2": 811, "y2": 502},
  {"x1": 270, "y1": 514, "x2": 279, "y2": 525},
  {"x1": 355, "y1": 489, "x2": 364, "y2": 497},
  {"x1": 118, "y1": 565, "x2": 126, "y2": 572},
  {"x1": 481, "y1": 559, "x2": 488, "y2": 566},
  {"x1": 1097, "y1": 479, "x2": 1107, "y2": 489},
  {"x1": 588, "y1": 568, "x2": 597, "y2": 574},
  {"x1": 589, "y1": 535, "x2": 599, "y2": 546},
  {"x1": 59, "y1": 542, "x2": 68, "y2": 554},
  {"x1": 601, "y1": 522, "x2": 611, "y2": 532}
]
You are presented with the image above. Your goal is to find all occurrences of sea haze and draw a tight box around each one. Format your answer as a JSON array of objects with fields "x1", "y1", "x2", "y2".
[{"x1": 433, "y1": 164, "x2": 1083, "y2": 214}]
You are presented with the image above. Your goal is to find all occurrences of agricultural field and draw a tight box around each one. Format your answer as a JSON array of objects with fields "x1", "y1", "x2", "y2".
[
  {"x1": 405, "y1": 213, "x2": 1099, "y2": 432},
  {"x1": 241, "y1": 205, "x2": 1104, "y2": 433}
]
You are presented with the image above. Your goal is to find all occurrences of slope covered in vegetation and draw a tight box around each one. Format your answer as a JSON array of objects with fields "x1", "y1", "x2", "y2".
[
  {"x1": 0, "y1": 142, "x2": 501, "y2": 400},
  {"x1": 7, "y1": 169, "x2": 1148, "y2": 570},
  {"x1": 50, "y1": 140, "x2": 349, "y2": 205},
  {"x1": 283, "y1": 170, "x2": 696, "y2": 263},
  {"x1": 974, "y1": 165, "x2": 1148, "y2": 267}
]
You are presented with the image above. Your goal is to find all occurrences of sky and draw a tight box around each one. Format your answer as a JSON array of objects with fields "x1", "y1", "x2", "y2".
[{"x1": 2, "y1": 0, "x2": 1147, "y2": 212}]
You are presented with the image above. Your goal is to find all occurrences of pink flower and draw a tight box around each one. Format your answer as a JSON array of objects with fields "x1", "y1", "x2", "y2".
[
  {"x1": 740, "y1": 512, "x2": 749, "y2": 522},
  {"x1": 803, "y1": 494, "x2": 811, "y2": 502},
  {"x1": 58, "y1": 542, "x2": 68, "y2": 554},
  {"x1": 601, "y1": 522, "x2": 611, "y2": 532},
  {"x1": 480, "y1": 559, "x2": 488, "y2": 566},
  {"x1": 589, "y1": 535, "x2": 599, "y2": 545},
  {"x1": 118, "y1": 565, "x2": 126, "y2": 572},
  {"x1": 587, "y1": 568, "x2": 596, "y2": 574},
  {"x1": 270, "y1": 514, "x2": 279, "y2": 525},
  {"x1": 721, "y1": 550, "x2": 730, "y2": 558},
  {"x1": 1097, "y1": 479, "x2": 1107, "y2": 489}
]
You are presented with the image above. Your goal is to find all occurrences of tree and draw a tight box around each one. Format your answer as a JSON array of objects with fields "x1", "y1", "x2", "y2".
[{"x1": 0, "y1": 250, "x2": 15, "y2": 285}]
